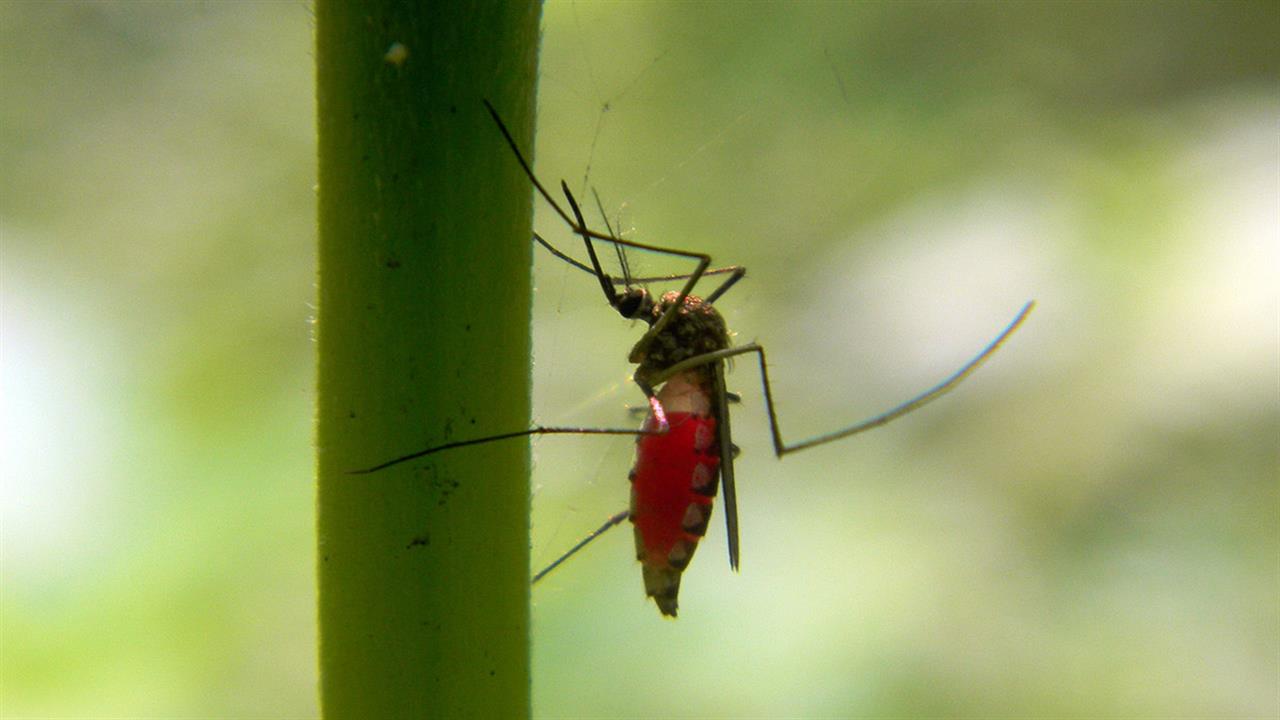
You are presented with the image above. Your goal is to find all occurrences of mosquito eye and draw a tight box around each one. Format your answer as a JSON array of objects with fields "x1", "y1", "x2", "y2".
[{"x1": 615, "y1": 290, "x2": 648, "y2": 320}]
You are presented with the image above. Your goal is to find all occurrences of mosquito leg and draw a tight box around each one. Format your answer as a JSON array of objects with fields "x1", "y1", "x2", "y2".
[
  {"x1": 533, "y1": 231, "x2": 741, "y2": 286},
  {"x1": 558, "y1": 181, "x2": 713, "y2": 365},
  {"x1": 533, "y1": 232, "x2": 600, "y2": 277},
  {"x1": 630, "y1": 255, "x2": 711, "y2": 364},
  {"x1": 532, "y1": 509, "x2": 630, "y2": 584},
  {"x1": 560, "y1": 179, "x2": 620, "y2": 306},
  {"x1": 523, "y1": 380, "x2": 673, "y2": 583},
  {"x1": 489, "y1": 100, "x2": 725, "y2": 367},
  {"x1": 704, "y1": 267, "x2": 747, "y2": 305},
  {"x1": 487, "y1": 101, "x2": 724, "y2": 301},
  {"x1": 647, "y1": 300, "x2": 1035, "y2": 457},
  {"x1": 484, "y1": 99, "x2": 579, "y2": 232},
  {"x1": 348, "y1": 425, "x2": 662, "y2": 475}
]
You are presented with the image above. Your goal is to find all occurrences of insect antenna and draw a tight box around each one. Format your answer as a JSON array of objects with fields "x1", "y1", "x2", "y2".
[{"x1": 590, "y1": 187, "x2": 637, "y2": 291}]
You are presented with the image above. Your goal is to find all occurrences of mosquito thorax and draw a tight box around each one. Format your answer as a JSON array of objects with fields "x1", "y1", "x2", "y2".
[{"x1": 635, "y1": 290, "x2": 731, "y2": 383}]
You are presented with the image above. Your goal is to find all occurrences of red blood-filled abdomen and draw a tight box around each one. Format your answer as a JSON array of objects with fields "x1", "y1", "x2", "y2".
[{"x1": 629, "y1": 410, "x2": 720, "y2": 616}]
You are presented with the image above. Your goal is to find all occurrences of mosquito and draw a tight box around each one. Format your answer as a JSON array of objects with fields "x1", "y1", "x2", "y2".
[{"x1": 352, "y1": 100, "x2": 1035, "y2": 617}]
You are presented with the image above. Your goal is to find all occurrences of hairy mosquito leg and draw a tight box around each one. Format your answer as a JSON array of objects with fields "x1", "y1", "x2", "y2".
[
  {"x1": 484, "y1": 100, "x2": 699, "y2": 256},
  {"x1": 560, "y1": 178, "x2": 619, "y2": 305},
  {"x1": 527, "y1": 381, "x2": 677, "y2": 585},
  {"x1": 533, "y1": 232, "x2": 741, "y2": 286},
  {"x1": 532, "y1": 509, "x2": 630, "y2": 584},
  {"x1": 347, "y1": 425, "x2": 662, "y2": 475},
  {"x1": 648, "y1": 300, "x2": 1036, "y2": 457},
  {"x1": 704, "y1": 267, "x2": 747, "y2": 305}
]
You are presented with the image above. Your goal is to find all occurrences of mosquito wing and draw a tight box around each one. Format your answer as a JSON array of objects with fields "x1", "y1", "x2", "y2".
[{"x1": 712, "y1": 360, "x2": 740, "y2": 570}]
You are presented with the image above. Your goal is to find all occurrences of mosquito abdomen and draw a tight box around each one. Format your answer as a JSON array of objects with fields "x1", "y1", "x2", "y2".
[{"x1": 629, "y1": 373, "x2": 722, "y2": 617}]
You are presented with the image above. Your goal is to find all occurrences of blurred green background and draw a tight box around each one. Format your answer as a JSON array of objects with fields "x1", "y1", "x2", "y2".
[{"x1": 3, "y1": 2, "x2": 1276, "y2": 718}]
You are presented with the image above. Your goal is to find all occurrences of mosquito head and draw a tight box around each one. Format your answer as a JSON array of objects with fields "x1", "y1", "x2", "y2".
[{"x1": 613, "y1": 287, "x2": 653, "y2": 322}]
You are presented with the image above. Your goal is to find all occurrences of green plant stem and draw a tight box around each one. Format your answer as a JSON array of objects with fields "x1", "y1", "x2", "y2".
[{"x1": 315, "y1": 3, "x2": 540, "y2": 717}]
